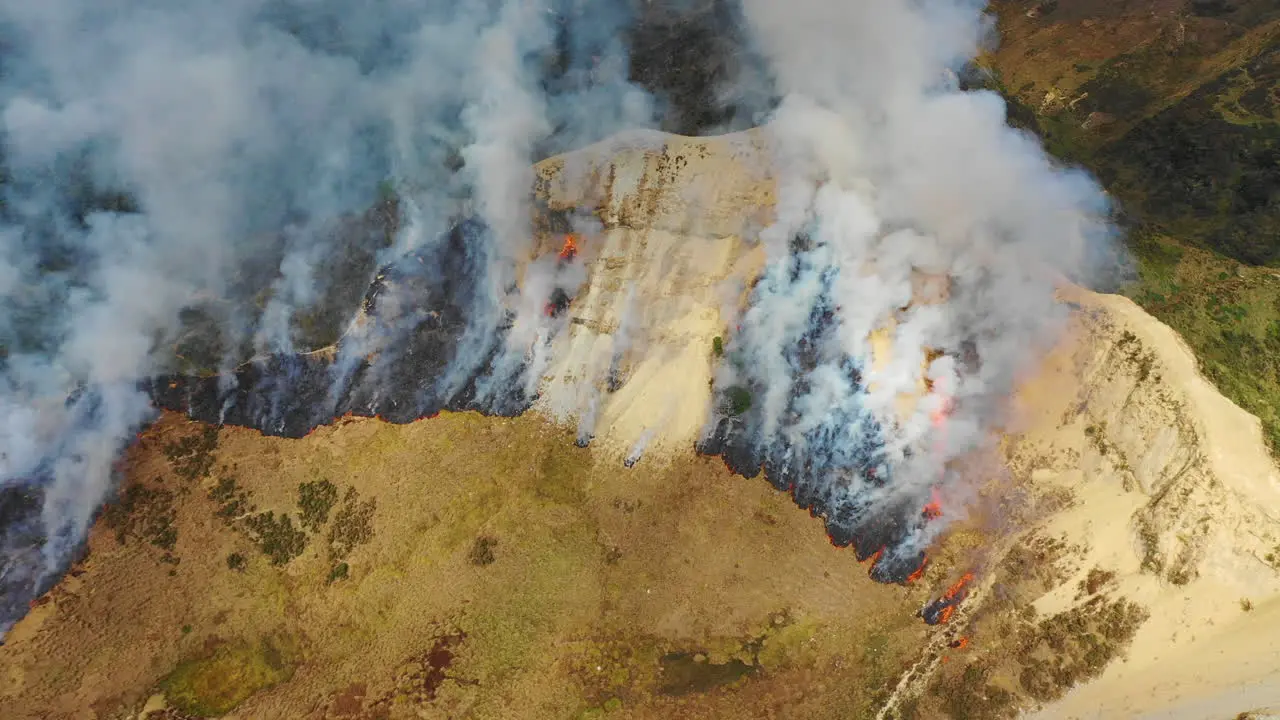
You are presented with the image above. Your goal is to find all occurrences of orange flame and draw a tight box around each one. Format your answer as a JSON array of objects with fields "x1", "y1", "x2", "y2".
[
  {"x1": 922, "y1": 487, "x2": 943, "y2": 521},
  {"x1": 942, "y1": 572, "x2": 974, "y2": 602},
  {"x1": 906, "y1": 558, "x2": 928, "y2": 584},
  {"x1": 938, "y1": 605, "x2": 956, "y2": 624},
  {"x1": 558, "y1": 233, "x2": 578, "y2": 261},
  {"x1": 949, "y1": 637, "x2": 969, "y2": 650},
  {"x1": 867, "y1": 546, "x2": 885, "y2": 569}
]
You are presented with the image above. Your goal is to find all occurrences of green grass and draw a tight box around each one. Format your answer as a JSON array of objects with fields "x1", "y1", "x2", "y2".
[
  {"x1": 976, "y1": 18, "x2": 1280, "y2": 457},
  {"x1": 160, "y1": 636, "x2": 299, "y2": 717},
  {"x1": 1123, "y1": 229, "x2": 1280, "y2": 451}
]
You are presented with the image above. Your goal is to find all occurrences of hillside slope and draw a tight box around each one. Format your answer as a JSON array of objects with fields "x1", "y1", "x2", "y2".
[
  {"x1": 3, "y1": 132, "x2": 1280, "y2": 720},
  {"x1": 984, "y1": 0, "x2": 1280, "y2": 454}
]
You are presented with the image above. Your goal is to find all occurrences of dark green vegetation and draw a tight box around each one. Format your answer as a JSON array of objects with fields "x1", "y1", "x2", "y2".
[
  {"x1": 162, "y1": 427, "x2": 220, "y2": 482},
  {"x1": 327, "y1": 487, "x2": 376, "y2": 562},
  {"x1": 114, "y1": 433, "x2": 377, "y2": 583},
  {"x1": 986, "y1": 1, "x2": 1280, "y2": 453},
  {"x1": 208, "y1": 475, "x2": 253, "y2": 525},
  {"x1": 297, "y1": 478, "x2": 338, "y2": 532},
  {"x1": 326, "y1": 562, "x2": 349, "y2": 584},
  {"x1": 207, "y1": 468, "x2": 373, "y2": 575},
  {"x1": 723, "y1": 386, "x2": 752, "y2": 416},
  {"x1": 1125, "y1": 233, "x2": 1280, "y2": 450},
  {"x1": 468, "y1": 535, "x2": 499, "y2": 566},
  {"x1": 103, "y1": 483, "x2": 178, "y2": 554},
  {"x1": 243, "y1": 511, "x2": 308, "y2": 567},
  {"x1": 104, "y1": 427, "x2": 222, "y2": 564}
]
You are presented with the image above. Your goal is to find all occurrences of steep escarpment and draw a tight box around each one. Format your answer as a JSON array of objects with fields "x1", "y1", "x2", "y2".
[{"x1": 892, "y1": 285, "x2": 1280, "y2": 719}]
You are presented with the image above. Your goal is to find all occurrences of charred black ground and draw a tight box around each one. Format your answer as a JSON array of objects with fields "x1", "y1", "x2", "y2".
[
  {"x1": 149, "y1": 216, "x2": 534, "y2": 436},
  {"x1": 147, "y1": 215, "x2": 937, "y2": 587}
]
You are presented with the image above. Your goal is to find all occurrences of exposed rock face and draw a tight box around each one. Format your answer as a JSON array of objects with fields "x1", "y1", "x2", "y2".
[
  {"x1": 530, "y1": 130, "x2": 773, "y2": 462},
  {"x1": 1002, "y1": 286, "x2": 1280, "y2": 718}
]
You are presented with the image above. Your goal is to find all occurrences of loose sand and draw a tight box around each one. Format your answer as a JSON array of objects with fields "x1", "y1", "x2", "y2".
[{"x1": 1013, "y1": 287, "x2": 1280, "y2": 720}]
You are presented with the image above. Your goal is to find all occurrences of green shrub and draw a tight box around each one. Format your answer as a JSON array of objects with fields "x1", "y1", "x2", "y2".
[
  {"x1": 243, "y1": 512, "x2": 307, "y2": 566},
  {"x1": 724, "y1": 386, "x2": 752, "y2": 416},
  {"x1": 327, "y1": 562, "x2": 349, "y2": 584},
  {"x1": 163, "y1": 426, "x2": 220, "y2": 482},
  {"x1": 297, "y1": 478, "x2": 338, "y2": 533},
  {"x1": 327, "y1": 488, "x2": 376, "y2": 562}
]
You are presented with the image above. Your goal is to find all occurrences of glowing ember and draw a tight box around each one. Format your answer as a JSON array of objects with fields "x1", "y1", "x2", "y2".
[
  {"x1": 558, "y1": 233, "x2": 578, "y2": 262},
  {"x1": 948, "y1": 637, "x2": 969, "y2": 650},
  {"x1": 922, "y1": 487, "x2": 943, "y2": 521},
  {"x1": 920, "y1": 572, "x2": 974, "y2": 625},
  {"x1": 867, "y1": 546, "x2": 885, "y2": 570},
  {"x1": 906, "y1": 558, "x2": 928, "y2": 584},
  {"x1": 942, "y1": 573, "x2": 974, "y2": 601}
]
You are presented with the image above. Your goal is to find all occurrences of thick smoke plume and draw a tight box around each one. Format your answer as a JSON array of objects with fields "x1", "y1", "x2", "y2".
[
  {"x1": 700, "y1": 0, "x2": 1117, "y2": 579},
  {"x1": 0, "y1": 0, "x2": 761, "y2": 633},
  {"x1": 0, "y1": 0, "x2": 1118, "y2": 633}
]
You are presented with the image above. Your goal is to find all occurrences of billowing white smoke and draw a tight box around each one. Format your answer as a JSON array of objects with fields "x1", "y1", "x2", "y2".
[
  {"x1": 715, "y1": 0, "x2": 1116, "y2": 558},
  {"x1": 0, "y1": 0, "x2": 1121, "y2": 630},
  {"x1": 0, "y1": 0, "x2": 659, "y2": 632}
]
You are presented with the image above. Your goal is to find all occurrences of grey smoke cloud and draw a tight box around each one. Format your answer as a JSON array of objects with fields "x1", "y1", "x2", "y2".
[
  {"x1": 0, "y1": 0, "x2": 1124, "y2": 629},
  {"x1": 0, "y1": 0, "x2": 664, "y2": 632},
  {"x1": 717, "y1": 0, "x2": 1118, "y2": 555}
]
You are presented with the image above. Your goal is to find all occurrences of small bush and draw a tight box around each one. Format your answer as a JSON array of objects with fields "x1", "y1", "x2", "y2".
[
  {"x1": 327, "y1": 562, "x2": 349, "y2": 584},
  {"x1": 244, "y1": 512, "x2": 307, "y2": 566},
  {"x1": 297, "y1": 479, "x2": 338, "y2": 533},
  {"x1": 711, "y1": 336, "x2": 724, "y2": 357},
  {"x1": 164, "y1": 426, "x2": 220, "y2": 482},
  {"x1": 469, "y1": 536, "x2": 498, "y2": 566},
  {"x1": 209, "y1": 476, "x2": 252, "y2": 525},
  {"x1": 328, "y1": 488, "x2": 376, "y2": 562},
  {"x1": 226, "y1": 553, "x2": 247, "y2": 572},
  {"x1": 724, "y1": 386, "x2": 752, "y2": 416},
  {"x1": 1241, "y1": 598, "x2": 1254, "y2": 612},
  {"x1": 104, "y1": 483, "x2": 179, "y2": 552}
]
